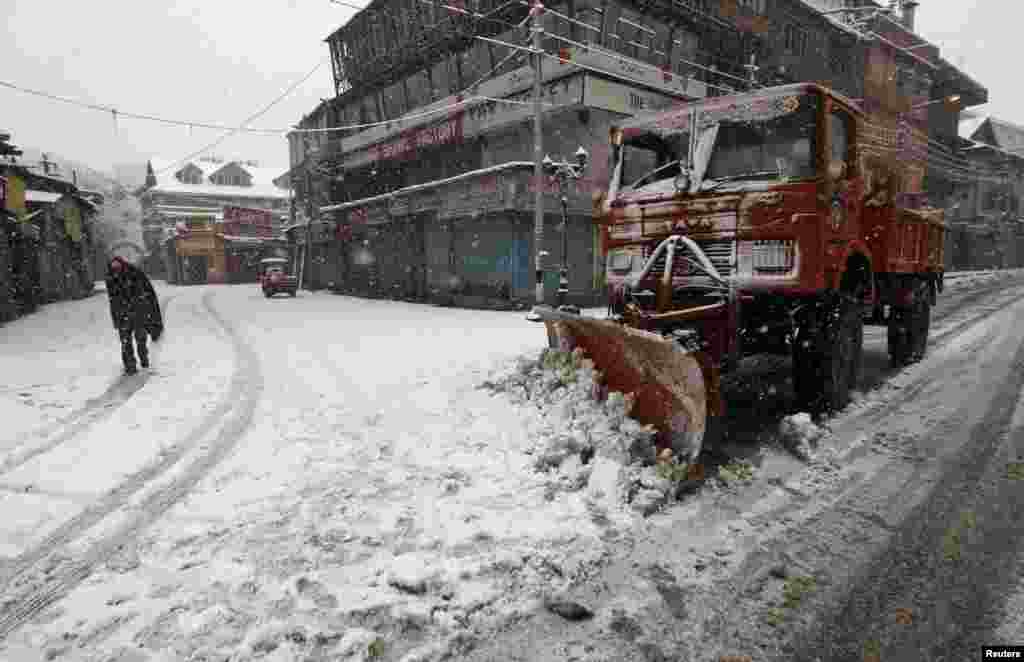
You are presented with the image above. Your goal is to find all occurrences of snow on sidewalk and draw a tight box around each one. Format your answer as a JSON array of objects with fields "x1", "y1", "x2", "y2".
[
  {"x1": 0, "y1": 290, "x2": 647, "y2": 662},
  {"x1": 0, "y1": 282, "x2": 181, "y2": 458}
]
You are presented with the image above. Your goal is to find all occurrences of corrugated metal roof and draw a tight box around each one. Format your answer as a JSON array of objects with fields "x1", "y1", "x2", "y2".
[
  {"x1": 988, "y1": 118, "x2": 1024, "y2": 155},
  {"x1": 25, "y1": 190, "x2": 62, "y2": 204},
  {"x1": 218, "y1": 234, "x2": 272, "y2": 244},
  {"x1": 958, "y1": 115, "x2": 987, "y2": 141}
]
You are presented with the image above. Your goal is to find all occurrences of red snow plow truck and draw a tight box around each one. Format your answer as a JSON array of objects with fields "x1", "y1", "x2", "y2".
[{"x1": 532, "y1": 83, "x2": 945, "y2": 463}]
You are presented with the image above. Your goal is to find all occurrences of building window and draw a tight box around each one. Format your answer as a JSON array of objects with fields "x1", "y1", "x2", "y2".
[
  {"x1": 544, "y1": 2, "x2": 572, "y2": 53},
  {"x1": 736, "y1": 0, "x2": 764, "y2": 12},
  {"x1": 830, "y1": 109, "x2": 852, "y2": 165},
  {"x1": 784, "y1": 24, "x2": 808, "y2": 56},
  {"x1": 616, "y1": 11, "x2": 654, "y2": 61},
  {"x1": 575, "y1": 1, "x2": 604, "y2": 43}
]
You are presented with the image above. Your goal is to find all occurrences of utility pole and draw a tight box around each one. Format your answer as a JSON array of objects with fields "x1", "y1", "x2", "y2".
[
  {"x1": 744, "y1": 54, "x2": 759, "y2": 89},
  {"x1": 530, "y1": 0, "x2": 546, "y2": 312},
  {"x1": 39, "y1": 153, "x2": 57, "y2": 176},
  {"x1": 298, "y1": 135, "x2": 319, "y2": 292}
]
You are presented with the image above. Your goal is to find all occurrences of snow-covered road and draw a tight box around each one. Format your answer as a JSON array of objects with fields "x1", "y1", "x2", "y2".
[
  {"x1": 3, "y1": 271, "x2": 1024, "y2": 662},
  {"x1": 0, "y1": 283, "x2": 623, "y2": 661}
]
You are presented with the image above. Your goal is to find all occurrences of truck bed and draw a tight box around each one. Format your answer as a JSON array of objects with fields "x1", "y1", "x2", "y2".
[{"x1": 864, "y1": 204, "x2": 945, "y2": 275}]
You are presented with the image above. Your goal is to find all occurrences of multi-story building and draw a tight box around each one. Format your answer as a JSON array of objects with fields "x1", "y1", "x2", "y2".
[
  {"x1": 946, "y1": 113, "x2": 1024, "y2": 270},
  {"x1": 1, "y1": 147, "x2": 99, "y2": 324},
  {"x1": 293, "y1": 0, "x2": 985, "y2": 304},
  {"x1": 138, "y1": 156, "x2": 291, "y2": 249},
  {"x1": 136, "y1": 156, "x2": 291, "y2": 283}
]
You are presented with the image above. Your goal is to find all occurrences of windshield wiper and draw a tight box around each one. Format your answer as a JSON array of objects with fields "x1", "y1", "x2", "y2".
[
  {"x1": 701, "y1": 170, "x2": 780, "y2": 191},
  {"x1": 627, "y1": 159, "x2": 686, "y2": 191}
]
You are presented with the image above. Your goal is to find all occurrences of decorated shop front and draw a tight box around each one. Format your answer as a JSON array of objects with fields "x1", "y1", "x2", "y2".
[
  {"x1": 173, "y1": 220, "x2": 226, "y2": 285},
  {"x1": 323, "y1": 162, "x2": 604, "y2": 307}
]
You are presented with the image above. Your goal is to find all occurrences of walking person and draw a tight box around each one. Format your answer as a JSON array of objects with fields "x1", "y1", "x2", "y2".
[{"x1": 106, "y1": 256, "x2": 163, "y2": 375}]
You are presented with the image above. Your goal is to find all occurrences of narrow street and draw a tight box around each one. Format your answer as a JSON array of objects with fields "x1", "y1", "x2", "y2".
[
  {"x1": 0, "y1": 271, "x2": 1022, "y2": 661},
  {"x1": 457, "y1": 269, "x2": 1024, "y2": 662},
  {"x1": 0, "y1": 282, "x2": 611, "y2": 661}
]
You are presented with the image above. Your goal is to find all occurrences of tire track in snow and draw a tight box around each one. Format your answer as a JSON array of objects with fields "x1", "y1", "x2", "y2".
[
  {"x1": 855, "y1": 281, "x2": 1024, "y2": 428},
  {"x1": 0, "y1": 290, "x2": 262, "y2": 641},
  {"x1": 0, "y1": 294, "x2": 182, "y2": 476},
  {"x1": 771, "y1": 306, "x2": 1024, "y2": 661}
]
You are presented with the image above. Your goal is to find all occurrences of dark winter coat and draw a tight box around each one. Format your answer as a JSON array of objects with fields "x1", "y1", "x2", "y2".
[{"x1": 105, "y1": 259, "x2": 163, "y2": 337}]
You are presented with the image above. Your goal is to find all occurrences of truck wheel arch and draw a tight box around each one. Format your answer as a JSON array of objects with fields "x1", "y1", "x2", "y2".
[{"x1": 840, "y1": 250, "x2": 873, "y2": 298}]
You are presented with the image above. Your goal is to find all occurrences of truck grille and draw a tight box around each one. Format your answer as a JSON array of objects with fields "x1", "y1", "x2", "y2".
[{"x1": 641, "y1": 238, "x2": 735, "y2": 284}]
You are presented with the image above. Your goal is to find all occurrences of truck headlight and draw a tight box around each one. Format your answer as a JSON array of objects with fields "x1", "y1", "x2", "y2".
[
  {"x1": 751, "y1": 240, "x2": 796, "y2": 273},
  {"x1": 607, "y1": 248, "x2": 644, "y2": 274}
]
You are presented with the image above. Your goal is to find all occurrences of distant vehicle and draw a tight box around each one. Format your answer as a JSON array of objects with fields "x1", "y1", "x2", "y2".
[{"x1": 259, "y1": 258, "x2": 298, "y2": 298}]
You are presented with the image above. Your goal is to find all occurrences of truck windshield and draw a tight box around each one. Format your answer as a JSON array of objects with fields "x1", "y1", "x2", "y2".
[
  {"x1": 620, "y1": 132, "x2": 691, "y2": 193},
  {"x1": 705, "y1": 95, "x2": 818, "y2": 184},
  {"x1": 620, "y1": 92, "x2": 819, "y2": 194}
]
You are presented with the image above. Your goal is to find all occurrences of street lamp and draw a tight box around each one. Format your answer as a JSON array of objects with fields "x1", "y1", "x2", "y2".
[{"x1": 542, "y1": 146, "x2": 588, "y2": 313}]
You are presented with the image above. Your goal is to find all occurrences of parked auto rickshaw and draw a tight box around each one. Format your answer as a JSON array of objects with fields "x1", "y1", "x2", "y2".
[{"x1": 259, "y1": 257, "x2": 299, "y2": 298}]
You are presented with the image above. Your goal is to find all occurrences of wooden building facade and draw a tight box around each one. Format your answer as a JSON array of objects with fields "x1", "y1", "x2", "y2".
[
  {"x1": 290, "y1": 0, "x2": 988, "y2": 305},
  {"x1": 1, "y1": 160, "x2": 99, "y2": 326}
]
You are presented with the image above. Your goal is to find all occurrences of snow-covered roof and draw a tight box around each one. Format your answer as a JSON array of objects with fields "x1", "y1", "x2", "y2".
[
  {"x1": 218, "y1": 233, "x2": 274, "y2": 243},
  {"x1": 144, "y1": 158, "x2": 290, "y2": 200},
  {"x1": 959, "y1": 115, "x2": 1024, "y2": 156},
  {"x1": 959, "y1": 115, "x2": 987, "y2": 141},
  {"x1": 25, "y1": 190, "x2": 62, "y2": 204}
]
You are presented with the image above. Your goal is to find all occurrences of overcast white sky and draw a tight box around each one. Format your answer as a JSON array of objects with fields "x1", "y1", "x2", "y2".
[
  {"x1": 0, "y1": 1, "x2": 1015, "y2": 177},
  {"x1": 1, "y1": 1, "x2": 350, "y2": 175}
]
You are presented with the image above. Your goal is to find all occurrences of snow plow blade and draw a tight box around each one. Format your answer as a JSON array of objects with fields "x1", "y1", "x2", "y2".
[{"x1": 531, "y1": 306, "x2": 708, "y2": 462}]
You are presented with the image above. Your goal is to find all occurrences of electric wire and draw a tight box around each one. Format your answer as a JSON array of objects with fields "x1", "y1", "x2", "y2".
[
  {"x1": 533, "y1": 3, "x2": 764, "y2": 90},
  {"x1": 155, "y1": 60, "x2": 327, "y2": 176}
]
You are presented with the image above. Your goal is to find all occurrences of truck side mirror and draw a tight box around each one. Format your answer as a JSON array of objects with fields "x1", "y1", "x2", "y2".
[{"x1": 827, "y1": 160, "x2": 847, "y2": 182}]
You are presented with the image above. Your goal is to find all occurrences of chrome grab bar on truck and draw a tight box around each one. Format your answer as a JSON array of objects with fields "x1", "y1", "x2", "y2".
[{"x1": 627, "y1": 235, "x2": 728, "y2": 290}]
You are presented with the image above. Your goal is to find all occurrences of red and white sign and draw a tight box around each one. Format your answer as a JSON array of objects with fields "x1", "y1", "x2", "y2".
[
  {"x1": 372, "y1": 113, "x2": 465, "y2": 163},
  {"x1": 223, "y1": 206, "x2": 274, "y2": 237}
]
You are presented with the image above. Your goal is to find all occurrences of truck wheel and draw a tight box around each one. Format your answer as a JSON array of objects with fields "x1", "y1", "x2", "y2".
[
  {"x1": 889, "y1": 285, "x2": 931, "y2": 366},
  {"x1": 793, "y1": 294, "x2": 863, "y2": 413},
  {"x1": 264, "y1": 290, "x2": 272, "y2": 299}
]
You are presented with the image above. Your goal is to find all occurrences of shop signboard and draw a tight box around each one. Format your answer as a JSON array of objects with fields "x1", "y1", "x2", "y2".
[
  {"x1": 60, "y1": 198, "x2": 83, "y2": 242},
  {"x1": 4, "y1": 175, "x2": 25, "y2": 218},
  {"x1": 584, "y1": 75, "x2": 683, "y2": 116},
  {"x1": 370, "y1": 113, "x2": 465, "y2": 163},
  {"x1": 223, "y1": 205, "x2": 274, "y2": 237},
  {"x1": 463, "y1": 74, "x2": 585, "y2": 135}
]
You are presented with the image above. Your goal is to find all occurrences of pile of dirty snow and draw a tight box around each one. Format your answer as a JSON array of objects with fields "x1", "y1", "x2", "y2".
[
  {"x1": 777, "y1": 412, "x2": 828, "y2": 461},
  {"x1": 483, "y1": 347, "x2": 692, "y2": 517}
]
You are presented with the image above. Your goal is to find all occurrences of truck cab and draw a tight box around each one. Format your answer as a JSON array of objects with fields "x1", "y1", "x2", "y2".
[{"x1": 597, "y1": 83, "x2": 944, "y2": 412}]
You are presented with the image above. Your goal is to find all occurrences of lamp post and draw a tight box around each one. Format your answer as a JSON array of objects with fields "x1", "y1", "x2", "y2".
[{"x1": 542, "y1": 146, "x2": 588, "y2": 313}]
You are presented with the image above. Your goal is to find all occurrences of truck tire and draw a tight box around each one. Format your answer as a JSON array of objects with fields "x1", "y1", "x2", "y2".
[
  {"x1": 888, "y1": 283, "x2": 931, "y2": 366},
  {"x1": 264, "y1": 290, "x2": 272, "y2": 299},
  {"x1": 793, "y1": 294, "x2": 864, "y2": 413}
]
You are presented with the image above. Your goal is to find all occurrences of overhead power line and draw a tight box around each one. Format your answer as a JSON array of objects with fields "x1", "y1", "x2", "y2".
[
  {"x1": 329, "y1": 0, "x2": 369, "y2": 11},
  {"x1": 0, "y1": 79, "x2": 285, "y2": 135},
  {"x1": 156, "y1": 60, "x2": 328, "y2": 176}
]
